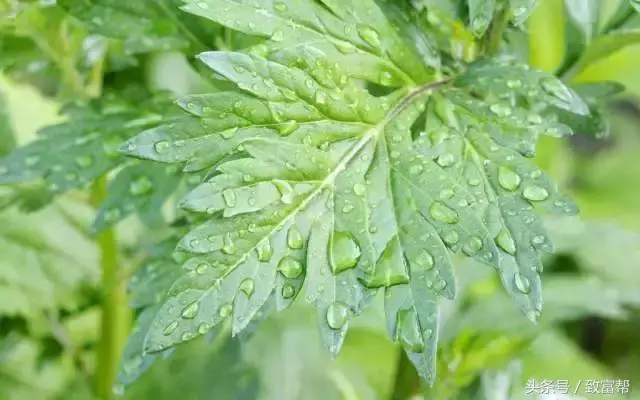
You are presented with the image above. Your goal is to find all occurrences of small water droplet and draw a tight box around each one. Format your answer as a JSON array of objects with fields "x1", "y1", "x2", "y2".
[
  {"x1": 277, "y1": 120, "x2": 298, "y2": 136},
  {"x1": 221, "y1": 234, "x2": 236, "y2": 255},
  {"x1": 531, "y1": 235, "x2": 545, "y2": 245},
  {"x1": 163, "y1": 321, "x2": 178, "y2": 336},
  {"x1": 315, "y1": 90, "x2": 327, "y2": 104},
  {"x1": 462, "y1": 236, "x2": 483, "y2": 255},
  {"x1": 195, "y1": 263, "x2": 209, "y2": 274},
  {"x1": 357, "y1": 24, "x2": 381, "y2": 48},
  {"x1": 239, "y1": 278, "x2": 255, "y2": 297},
  {"x1": 436, "y1": 153, "x2": 456, "y2": 167},
  {"x1": 274, "y1": 2, "x2": 288, "y2": 12},
  {"x1": 181, "y1": 301, "x2": 199, "y2": 319},
  {"x1": 439, "y1": 188, "x2": 454, "y2": 200},
  {"x1": 429, "y1": 201, "x2": 459, "y2": 224},
  {"x1": 342, "y1": 204, "x2": 354, "y2": 213},
  {"x1": 272, "y1": 29, "x2": 284, "y2": 42},
  {"x1": 273, "y1": 179, "x2": 294, "y2": 204},
  {"x1": 513, "y1": 272, "x2": 531, "y2": 293},
  {"x1": 468, "y1": 177, "x2": 481, "y2": 186},
  {"x1": 326, "y1": 302, "x2": 349, "y2": 329},
  {"x1": 281, "y1": 283, "x2": 295, "y2": 299},
  {"x1": 219, "y1": 304, "x2": 233, "y2": 318},
  {"x1": 75, "y1": 155, "x2": 94, "y2": 168},
  {"x1": 330, "y1": 231, "x2": 361, "y2": 274},
  {"x1": 197, "y1": 323, "x2": 211, "y2": 334},
  {"x1": 287, "y1": 225, "x2": 304, "y2": 249},
  {"x1": 506, "y1": 79, "x2": 522, "y2": 88},
  {"x1": 443, "y1": 231, "x2": 459, "y2": 246},
  {"x1": 523, "y1": 185, "x2": 549, "y2": 201},
  {"x1": 498, "y1": 166, "x2": 521, "y2": 191},
  {"x1": 278, "y1": 256, "x2": 303, "y2": 279},
  {"x1": 222, "y1": 189, "x2": 237, "y2": 207},
  {"x1": 409, "y1": 164, "x2": 424, "y2": 175},
  {"x1": 495, "y1": 228, "x2": 516, "y2": 255},
  {"x1": 420, "y1": 251, "x2": 435, "y2": 270},
  {"x1": 353, "y1": 183, "x2": 366, "y2": 196}
]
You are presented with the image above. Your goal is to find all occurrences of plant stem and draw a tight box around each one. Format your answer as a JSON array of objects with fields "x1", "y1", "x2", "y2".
[
  {"x1": 482, "y1": 2, "x2": 510, "y2": 56},
  {"x1": 390, "y1": 348, "x2": 420, "y2": 400},
  {"x1": 91, "y1": 177, "x2": 131, "y2": 400}
]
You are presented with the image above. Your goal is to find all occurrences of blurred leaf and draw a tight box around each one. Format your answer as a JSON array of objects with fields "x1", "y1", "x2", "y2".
[
  {"x1": 0, "y1": 89, "x2": 15, "y2": 156},
  {"x1": 558, "y1": 0, "x2": 599, "y2": 76}
]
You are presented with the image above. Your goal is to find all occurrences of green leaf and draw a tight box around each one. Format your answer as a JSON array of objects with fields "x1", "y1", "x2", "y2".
[
  {"x1": 0, "y1": 89, "x2": 172, "y2": 200},
  {"x1": 57, "y1": 0, "x2": 219, "y2": 55},
  {"x1": 558, "y1": 0, "x2": 599, "y2": 76},
  {"x1": 123, "y1": 0, "x2": 583, "y2": 384},
  {"x1": 468, "y1": 0, "x2": 496, "y2": 38},
  {"x1": 630, "y1": 0, "x2": 640, "y2": 13},
  {"x1": 508, "y1": 0, "x2": 540, "y2": 26}
]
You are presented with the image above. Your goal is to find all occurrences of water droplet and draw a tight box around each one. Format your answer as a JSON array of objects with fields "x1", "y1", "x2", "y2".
[
  {"x1": 490, "y1": 103, "x2": 512, "y2": 117},
  {"x1": 287, "y1": 225, "x2": 304, "y2": 249},
  {"x1": 277, "y1": 120, "x2": 298, "y2": 136},
  {"x1": 75, "y1": 155, "x2": 93, "y2": 168},
  {"x1": 239, "y1": 278, "x2": 255, "y2": 297},
  {"x1": 129, "y1": 176, "x2": 153, "y2": 196},
  {"x1": 526, "y1": 309, "x2": 541, "y2": 323},
  {"x1": 278, "y1": 256, "x2": 303, "y2": 279},
  {"x1": 272, "y1": 29, "x2": 284, "y2": 42},
  {"x1": 222, "y1": 189, "x2": 237, "y2": 207},
  {"x1": 429, "y1": 201, "x2": 459, "y2": 224},
  {"x1": 420, "y1": 251, "x2": 435, "y2": 270},
  {"x1": 163, "y1": 321, "x2": 178, "y2": 336},
  {"x1": 506, "y1": 79, "x2": 522, "y2": 88},
  {"x1": 181, "y1": 301, "x2": 199, "y2": 319},
  {"x1": 380, "y1": 71, "x2": 393, "y2": 85},
  {"x1": 281, "y1": 283, "x2": 295, "y2": 299},
  {"x1": 462, "y1": 236, "x2": 483, "y2": 255},
  {"x1": 221, "y1": 234, "x2": 236, "y2": 255},
  {"x1": 196, "y1": 1, "x2": 209, "y2": 9},
  {"x1": 353, "y1": 183, "x2": 366, "y2": 196},
  {"x1": 357, "y1": 25, "x2": 381, "y2": 48},
  {"x1": 443, "y1": 231, "x2": 459, "y2": 246},
  {"x1": 219, "y1": 304, "x2": 233, "y2": 318},
  {"x1": 197, "y1": 323, "x2": 211, "y2": 334},
  {"x1": 498, "y1": 166, "x2": 521, "y2": 191},
  {"x1": 439, "y1": 188, "x2": 454, "y2": 200},
  {"x1": 335, "y1": 40, "x2": 356, "y2": 53},
  {"x1": 154, "y1": 140, "x2": 170, "y2": 154},
  {"x1": 436, "y1": 153, "x2": 455, "y2": 167},
  {"x1": 330, "y1": 231, "x2": 361, "y2": 274},
  {"x1": 326, "y1": 302, "x2": 349, "y2": 329},
  {"x1": 220, "y1": 127, "x2": 238, "y2": 139},
  {"x1": 195, "y1": 263, "x2": 209, "y2": 274},
  {"x1": 531, "y1": 235, "x2": 545, "y2": 245},
  {"x1": 181, "y1": 332, "x2": 194, "y2": 341},
  {"x1": 123, "y1": 355, "x2": 143, "y2": 373},
  {"x1": 513, "y1": 272, "x2": 531, "y2": 293},
  {"x1": 342, "y1": 204, "x2": 354, "y2": 213},
  {"x1": 315, "y1": 90, "x2": 327, "y2": 104},
  {"x1": 468, "y1": 177, "x2": 481, "y2": 186},
  {"x1": 274, "y1": 2, "x2": 288, "y2": 12},
  {"x1": 409, "y1": 164, "x2": 424, "y2": 175},
  {"x1": 495, "y1": 228, "x2": 516, "y2": 255},
  {"x1": 273, "y1": 179, "x2": 294, "y2": 204},
  {"x1": 435, "y1": 280, "x2": 447, "y2": 291},
  {"x1": 523, "y1": 185, "x2": 549, "y2": 201}
]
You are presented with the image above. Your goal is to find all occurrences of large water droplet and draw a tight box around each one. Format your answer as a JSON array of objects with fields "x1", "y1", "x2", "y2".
[
  {"x1": 129, "y1": 176, "x2": 153, "y2": 196},
  {"x1": 420, "y1": 251, "x2": 435, "y2": 270},
  {"x1": 239, "y1": 278, "x2": 255, "y2": 297},
  {"x1": 513, "y1": 272, "x2": 531, "y2": 293},
  {"x1": 334, "y1": 41, "x2": 356, "y2": 54},
  {"x1": 498, "y1": 166, "x2": 521, "y2": 191},
  {"x1": 495, "y1": 228, "x2": 516, "y2": 255},
  {"x1": 522, "y1": 185, "x2": 549, "y2": 201},
  {"x1": 462, "y1": 236, "x2": 483, "y2": 255},
  {"x1": 154, "y1": 140, "x2": 170, "y2": 154},
  {"x1": 429, "y1": 201, "x2": 459, "y2": 224},
  {"x1": 357, "y1": 24, "x2": 381, "y2": 48},
  {"x1": 326, "y1": 302, "x2": 349, "y2": 330},
  {"x1": 222, "y1": 189, "x2": 237, "y2": 207},
  {"x1": 287, "y1": 225, "x2": 304, "y2": 249},
  {"x1": 278, "y1": 256, "x2": 303, "y2": 279},
  {"x1": 163, "y1": 321, "x2": 178, "y2": 336},
  {"x1": 330, "y1": 231, "x2": 361, "y2": 274},
  {"x1": 181, "y1": 301, "x2": 199, "y2": 319},
  {"x1": 353, "y1": 183, "x2": 366, "y2": 196},
  {"x1": 256, "y1": 239, "x2": 273, "y2": 262}
]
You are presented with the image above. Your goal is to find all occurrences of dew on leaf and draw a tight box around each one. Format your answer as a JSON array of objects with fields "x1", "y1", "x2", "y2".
[
  {"x1": 197, "y1": 323, "x2": 211, "y2": 334},
  {"x1": 75, "y1": 155, "x2": 94, "y2": 168},
  {"x1": 443, "y1": 231, "x2": 459, "y2": 246},
  {"x1": 181, "y1": 301, "x2": 199, "y2": 319},
  {"x1": 342, "y1": 204, "x2": 354, "y2": 213},
  {"x1": 239, "y1": 278, "x2": 255, "y2": 297},
  {"x1": 272, "y1": 29, "x2": 284, "y2": 42},
  {"x1": 357, "y1": 24, "x2": 381, "y2": 48},
  {"x1": 531, "y1": 235, "x2": 545, "y2": 245},
  {"x1": 353, "y1": 183, "x2": 366, "y2": 196},
  {"x1": 277, "y1": 120, "x2": 298, "y2": 136},
  {"x1": 489, "y1": 103, "x2": 512, "y2": 117},
  {"x1": 274, "y1": 2, "x2": 287, "y2": 12},
  {"x1": 498, "y1": 166, "x2": 521, "y2": 192},
  {"x1": 326, "y1": 302, "x2": 349, "y2": 330},
  {"x1": 273, "y1": 179, "x2": 294, "y2": 204},
  {"x1": 154, "y1": 140, "x2": 170, "y2": 154},
  {"x1": 436, "y1": 153, "x2": 455, "y2": 167},
  {"x1": 495, "y1": 228, "x2": 516, "y2": 255},
  {"x1": 287, "y1": 225, "x2": 304, "y2": 249},
  {"x1": 163, "y1": 321, "x2": 178, "y2": 336},
  {"x1": 330, "y1": 231, "x2": 361, "y2": 274},
  {"x1": 256, "y1": 239, "x2": 273, "y2": 262},
  {"x1": 281, "y1": 283, "x2": 295, "y2": 299},
  {"x1": 219, "y1": 304, "x2": 233, "y2": 318},
  {"x1": 522, "y1": 185, "x2": 549, "y2": 201},
  {"x1": 409, "y1": 164, "x2": 424, "y2": 175},
  {"x1": 429, "y1": 201, "x2": 459, "y2": 224},
  {"x1": 278, "y1": 256, "x2": 303, "y2": 279},
  {"x1": 222, "y1": 189, "x2": 237, "y2": 207},
  {"x1": 419, "y1": 251, "x2": 435, "y2": 270},
  {"x1": 195, "y1": 263, "x2": 209, "y2": 274},
  {"x1": 435, "y1": 280, "x2": 447, "y2": 291},
  {"x1": 513, "y1": 272, "x2": 531, "y2": 293},
  {"x1": 221, "y1": 234, "x2": 236, "y2": 255},
  {"x1": 462, "y1": 236, "x2": 483, "y2": 255}
]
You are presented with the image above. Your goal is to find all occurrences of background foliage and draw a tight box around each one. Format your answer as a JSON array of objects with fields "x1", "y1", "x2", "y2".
[{"x1": 1, "y1": 0, "x2": 640, "y2": 399}]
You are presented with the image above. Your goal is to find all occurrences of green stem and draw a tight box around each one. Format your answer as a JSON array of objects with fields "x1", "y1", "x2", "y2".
[
  {"x1": 389, "y1": 348, "x2": 420, "y2": 400},
  {"x1": 482, "y1": 2, "x2": 510, "y2": 56},
  {"x1": 91, "y1": 177, "x2": 131, "y2": 400}
]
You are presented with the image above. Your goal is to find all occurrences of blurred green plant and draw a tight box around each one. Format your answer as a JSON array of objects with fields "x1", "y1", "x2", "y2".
[{"x1": 1, "y1": 0, "x2": 640, "y2": 399}]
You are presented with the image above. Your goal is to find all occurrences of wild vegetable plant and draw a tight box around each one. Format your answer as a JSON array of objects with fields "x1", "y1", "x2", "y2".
[{"x1": 1, "y1": 0, "x2": 640, "y2": 398}]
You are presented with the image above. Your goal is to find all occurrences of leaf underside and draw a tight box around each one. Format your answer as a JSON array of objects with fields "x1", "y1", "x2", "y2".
[{"x1": 119, "y1": 0, "x2": 586, "y2": 385}]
